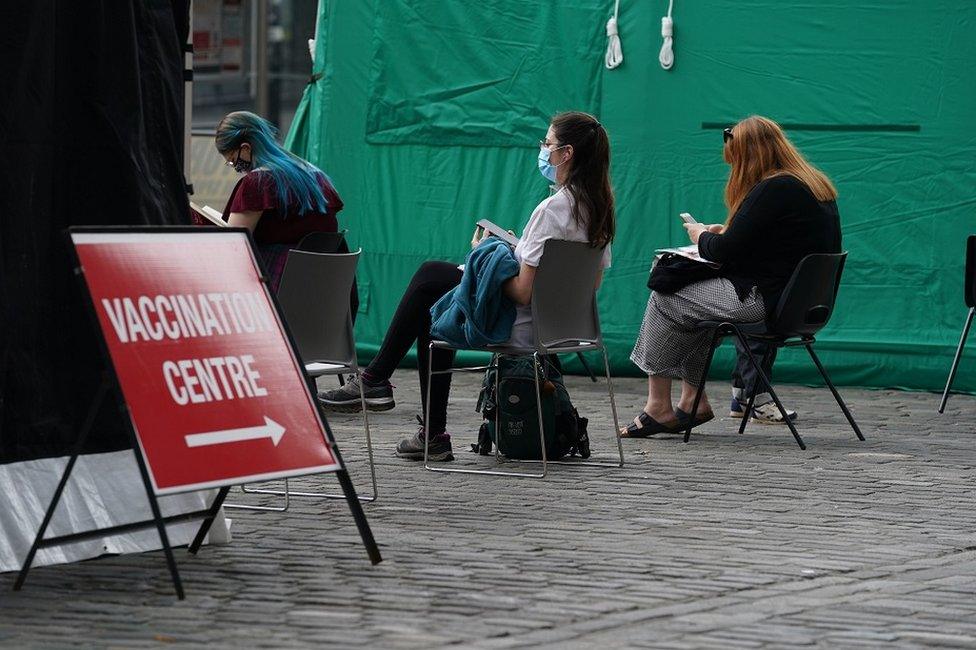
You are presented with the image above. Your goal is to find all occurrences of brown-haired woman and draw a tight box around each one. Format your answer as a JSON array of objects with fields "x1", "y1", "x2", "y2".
[
  {"x1": 622, "y1": 115, "x2": 841, "y2": 437},
  {"x1": 318, "y1": 111, "x2": 615, "y2": 462}
]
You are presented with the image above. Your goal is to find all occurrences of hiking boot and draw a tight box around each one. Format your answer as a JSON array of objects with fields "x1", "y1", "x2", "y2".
[
  {"x1": 395, "y1": 417, "x2": 454, "y2": 461},
  {"x1": 318, "y1": 375, "x2": 394, "y2": 412}
]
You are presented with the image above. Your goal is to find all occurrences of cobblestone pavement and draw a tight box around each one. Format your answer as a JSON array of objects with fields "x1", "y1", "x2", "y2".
[{"x1": 2, "y1": 369, "x2": 976, "y2": 649}]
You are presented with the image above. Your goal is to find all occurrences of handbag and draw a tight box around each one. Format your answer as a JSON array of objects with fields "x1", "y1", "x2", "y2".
[{"x1": 647, "y1": 252, "x2": 724, "y2": 294}]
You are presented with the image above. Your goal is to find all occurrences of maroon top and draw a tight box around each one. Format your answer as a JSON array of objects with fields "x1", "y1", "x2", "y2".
[{"x1": 222, "y1": 169, "x2": 343, "y2": 245}]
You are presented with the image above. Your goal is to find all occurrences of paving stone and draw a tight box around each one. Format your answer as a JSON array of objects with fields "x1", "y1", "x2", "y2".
[{"x1": 1, "y1": 373, "x2": 974, "y2": 648}]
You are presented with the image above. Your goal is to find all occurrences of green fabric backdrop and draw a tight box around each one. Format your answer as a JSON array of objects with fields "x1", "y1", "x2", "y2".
[{"x1": 286, "y1": 0, "x2": 976, "y2": 393}]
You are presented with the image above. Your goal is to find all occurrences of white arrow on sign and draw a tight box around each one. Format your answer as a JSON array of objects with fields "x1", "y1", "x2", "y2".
[{"x1": 184, "y1": 416, "x2": 286, "y2": 448}]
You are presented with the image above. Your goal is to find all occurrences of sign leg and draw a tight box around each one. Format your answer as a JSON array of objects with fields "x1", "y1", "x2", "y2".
[
  {"x1": 187, "y1": 487, "x2": 231, "y2": 555},
  {"x1": 138, "y1": 467, "x2": 185, "y2": 600},
  {"x1": 14, "y1": 453, "x2": 81, "y2": 592},
  {"x1": 129, "y1": 440, "x2": 186, "y2": 599},
  {"x1": 320, "y1": 413, "x2": 382, "y2": 564},
  {"x1": 14, "y1": 380, "x2": 109, "y2": 592}
]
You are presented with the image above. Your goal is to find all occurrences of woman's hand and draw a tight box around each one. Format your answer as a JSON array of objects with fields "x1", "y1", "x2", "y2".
[
  {"x1": 471, "y1": 226, "x2": 490, "y2": 249},
  {"x1": 683, "y1": 222, "x2": 708, "y2": 244},
  {"x1": 683, "y1": 222, "x2": 724, "y2": 244}
]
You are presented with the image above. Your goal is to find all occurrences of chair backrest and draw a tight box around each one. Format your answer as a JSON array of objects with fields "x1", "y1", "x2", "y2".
[
  {"x1": 530, "y1": 239, "x2": 605, "y2": 349},
  {"x1": 296, "y1": 230, "x2": 348, "y2": 254},
  {"x1": 276, "y1": 249, "x2": 359, "y2": 367},
  {"x1": 769, "y1": 252, "x2": 847, "y2": 337},
  {"x1": 965, "y1": 235, "x2": 975, "y2": 308}
]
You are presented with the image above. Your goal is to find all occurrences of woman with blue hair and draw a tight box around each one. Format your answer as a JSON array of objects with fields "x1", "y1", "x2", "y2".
[{"x1": 214, "y1": 111, "x2": 344, "y2": 291}]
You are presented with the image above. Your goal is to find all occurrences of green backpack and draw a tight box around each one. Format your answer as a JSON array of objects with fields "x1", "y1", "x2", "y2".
[{"x1": 473, "y1": 355, "x2": 590, "y2": 460}]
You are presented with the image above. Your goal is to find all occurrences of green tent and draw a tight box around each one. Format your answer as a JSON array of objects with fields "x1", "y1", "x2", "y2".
[{"x1": 286, "y1": 0, "x2": 976, "y2": 393}]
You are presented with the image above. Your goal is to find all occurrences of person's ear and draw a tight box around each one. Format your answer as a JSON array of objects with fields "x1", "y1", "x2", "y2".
[
  {"x1": 561, "y1": 144, "x2": 574, "y2": 164},
  {"x1": 240, "y1": 142, "x2": 252, "y2": 159}
]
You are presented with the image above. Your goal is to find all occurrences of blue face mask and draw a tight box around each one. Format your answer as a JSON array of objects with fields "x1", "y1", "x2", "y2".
[{"x1": 537, "y1": 146, "x2": 560, "y2": 183}]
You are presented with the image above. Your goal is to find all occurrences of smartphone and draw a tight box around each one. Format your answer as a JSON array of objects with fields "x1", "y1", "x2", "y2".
[
  {"x1": 679, "y1": 212, "x2": 699, "y2": 225},
  {"x1": 475, "y1": 219, "x2": 519, "y2": 247}
]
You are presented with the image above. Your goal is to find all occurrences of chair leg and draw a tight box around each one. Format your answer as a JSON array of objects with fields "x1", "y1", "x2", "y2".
[
  {"x1": 576, "y1": 352, "x2": 598, "y2": 382},
  {"x1": 423, "y1": 342, "x2": 435, "y2": 470},
  {"x1": 356, "y1": 369, "x2": 378, "y2": 501},
  {"x1": 805, "y1": 344, "x2": 864, "y2": 442},
  {"x1": 939, "y1": 307, "x2": 974, "y2": 413},
  {"x1": 517, "y1": 348, "x2": 624, "y2": 469},
  {"x1": 685, "y1": 328, "x2": 721, "y2": 443},
  {"x1": 532, "y1": 352, "x2": 549, "y2": 478},
  {"x1": 734, "y1": 331, "x2": 805, "y2": 449},
  {"x1": 249, "y1": 370, "x2": 380, "y2": 502},
  {"x1": 423, "y1": 351, "x2": 544, "y2": 478},
  {"x1": 738, "y1": 347, "x2": 773, "y2": 435},
  {"x1": 228, "y1": 478, "x2": 291, "y2": 512},
  {"x1": 492, "y1": 353, "x2": 503, "y2": 464},
  {"x1": 231, "y1": 366, "x2": 378, "y2": 504},
  {"x1": 420, "y1": 348, "x2": 620, "y2": 477},
  {"x1": 601, "y1": 347, "x2": 625, "y2": 468}
]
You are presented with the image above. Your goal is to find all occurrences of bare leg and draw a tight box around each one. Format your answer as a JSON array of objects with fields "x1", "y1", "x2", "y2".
[
  {"x1": 621, "y1": 375, "x2": 680, "y2": 433},
  {"x1": 676, "y1": 379, "x2": 712, "y2": 415}
]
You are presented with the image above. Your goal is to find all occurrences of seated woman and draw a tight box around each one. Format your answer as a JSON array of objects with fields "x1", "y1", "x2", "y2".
[
  {"x1": 318, "y1": 111, "x2": 615, "y2": 461},
  {"x1": 214, "y1": 111, "x2": 343, "y2": 292},
  {"x1": 622, "y1": 115, "x2": 842, "y2": 437}
]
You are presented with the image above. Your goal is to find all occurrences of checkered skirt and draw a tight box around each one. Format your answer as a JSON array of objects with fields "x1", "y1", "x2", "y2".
[{"x1": 630, "y1": 278, "x2": 765, "y2": 384}]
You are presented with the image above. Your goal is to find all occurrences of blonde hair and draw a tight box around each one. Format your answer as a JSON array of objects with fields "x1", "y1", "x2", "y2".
[{"x1": 723, "y1": 116, "x2": 837, "y2": 224}]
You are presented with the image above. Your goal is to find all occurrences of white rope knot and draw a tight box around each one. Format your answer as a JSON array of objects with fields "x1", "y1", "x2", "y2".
[
  {"x1": 659, "y1": 5, "x2": 674, "y2": 70},
  {"x1": 604, "y1": 0, "x2": 623, "y2": 70}
]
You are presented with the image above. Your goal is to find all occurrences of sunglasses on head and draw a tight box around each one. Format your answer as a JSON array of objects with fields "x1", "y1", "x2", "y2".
[{"x1": 723, "y1": 127, "x2": 734, "y2": 143}]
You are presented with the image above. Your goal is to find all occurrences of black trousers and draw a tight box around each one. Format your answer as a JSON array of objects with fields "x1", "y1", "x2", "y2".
[
  {"x1": 366, "y1": 261, "x2": 463, "y2": 435},
  {"x1": 365, "y1": 260, "x2": 562, "y2": 436}
]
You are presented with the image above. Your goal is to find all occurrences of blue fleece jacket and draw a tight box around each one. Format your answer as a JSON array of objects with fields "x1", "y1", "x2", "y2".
[{"x1": 430, "y1": 238, "x2": 520, "y2": 348}]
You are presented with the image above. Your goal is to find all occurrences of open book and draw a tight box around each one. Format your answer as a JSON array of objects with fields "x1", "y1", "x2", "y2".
[
  {"x1": 655, "y1": 244, "x2": 721, "y2": 268},
  {"x1": 189, "y1": 201, "x2": 228, "y2": 228},
  {"x1": 475, "y1": 218, "x2": 519, "y2": 247}
]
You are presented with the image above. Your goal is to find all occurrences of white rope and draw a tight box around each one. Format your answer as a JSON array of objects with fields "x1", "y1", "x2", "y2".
[
  {"x1": 659, "y1": 0, "x2": 674, "y2": 70},
  {"x1": 604, "y1": 0, "x2": 623, "y2": 70}
]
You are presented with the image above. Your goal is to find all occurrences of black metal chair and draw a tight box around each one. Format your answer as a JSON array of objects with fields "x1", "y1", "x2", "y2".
[
  {"x1": 939, "y1": 235, "x2": 976, "y2": 413},
  {"x1": 684, "y1": 253, "x2": 864, "y2": 450}
]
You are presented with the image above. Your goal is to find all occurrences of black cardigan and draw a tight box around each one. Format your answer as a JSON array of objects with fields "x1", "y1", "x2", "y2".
[{"x1": 698, "y1": 174, "x2": 841, "y2": 315}]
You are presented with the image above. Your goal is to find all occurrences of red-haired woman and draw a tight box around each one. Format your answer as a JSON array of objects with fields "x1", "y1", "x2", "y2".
[{"x1": 623, "y1": 116, "x2": 841, "y2": 437}]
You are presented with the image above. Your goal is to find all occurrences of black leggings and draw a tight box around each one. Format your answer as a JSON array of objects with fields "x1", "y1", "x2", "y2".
[{"x1": 366, "y1": 261, "x2": 462, "y2": 435}]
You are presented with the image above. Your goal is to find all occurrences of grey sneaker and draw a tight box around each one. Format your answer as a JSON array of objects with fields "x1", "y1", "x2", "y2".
[
  {"x1": 395, "y1": 417, "x2": 454, "y2": 462},
  {"x1": 318, "y1": 375, "x2": 395, "y2": 412}
]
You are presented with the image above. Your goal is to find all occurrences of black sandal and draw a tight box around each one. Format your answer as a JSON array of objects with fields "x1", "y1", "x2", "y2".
[
  {"x1": 620, "y1": 411, "x2": 681, "y2": 438},
  {"x1": 675, "y1": 408, "x2": 715, "y2": 429}
]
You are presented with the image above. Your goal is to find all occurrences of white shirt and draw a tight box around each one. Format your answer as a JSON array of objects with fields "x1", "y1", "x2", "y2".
[{"x1": 507, "y1": 187, "x2": 612, "y2": 348}]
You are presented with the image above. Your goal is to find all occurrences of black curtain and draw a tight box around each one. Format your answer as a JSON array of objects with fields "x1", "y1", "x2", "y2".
[{"x1": 0, "y1": 1, "x2": 191, "y2": 462}]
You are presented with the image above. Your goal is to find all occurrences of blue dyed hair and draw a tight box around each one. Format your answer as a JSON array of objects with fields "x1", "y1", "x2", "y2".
[{"x1": 215, "y1": 111, "x2": 328, "y2": 215}]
